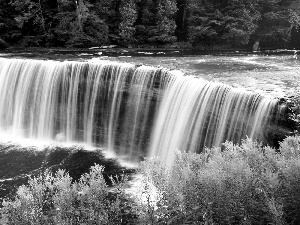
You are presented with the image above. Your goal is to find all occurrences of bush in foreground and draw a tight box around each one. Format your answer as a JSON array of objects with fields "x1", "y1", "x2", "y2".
[
  {"x1": 3, "y1": 136, "x2": 300, "y2": 224},
  {"x1": 1, "y1": 164, "x2": 132, "y2": 225},
  {"x1": 139, "y1": 136, "x2": 300, "y2": 225}
]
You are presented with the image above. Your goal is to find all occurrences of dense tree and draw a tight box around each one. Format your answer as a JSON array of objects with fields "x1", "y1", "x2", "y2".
[
  {"x1": 135, "y1": 0, "x2": 156, "y2": 44},
  {"x1": 54, "y1": 0, "x2": 80, "y2": 46},
  {"x1": 54, "y1": 0, "x2": 109, "y2": 47},
  {"x1": 175, "y1": 0, "x2": 189, "y2": 40},
  {"x1": 147, "y1": 0, "x2": 177, "y2": 44},
  {"x1": 289, "y1": 0, "x2": 300, "y2": 29},
  {"x1": 75, "y1": 0, "x2": 89, "y2": 32},
  {"x1": 220, "y1": 0, "x2": 260, "y2": 46},
  {"x1": 9, "y1": 0, "x2": 56, "y2": 46},
  {"x1": 187, "y1": 0, "x2": 260, "y2": 47},
  {"x1": 187, "y1": 0, "x2": 222, "y2": 46},
  {"x1": 10, "y1": 0, "x2": 47, "y2": 34},
  {"x1": 119, "y1": 0, "x2": 138, "y2": 46},
  {"x1": 93, "y1": 0, "x2": 113, "y2": 42},
  {"x1": 0, "y1": 0, "x2": 20, "y2": 44},
  {"x1": 135, "y1": 0, "x2": 177, "y2": 46},
  {"x1": 0, "y1": 0, "x2": 299, "y2": 48},
  {"x1": 253, "y1": 0, "x2": 295, "y2": 48}
]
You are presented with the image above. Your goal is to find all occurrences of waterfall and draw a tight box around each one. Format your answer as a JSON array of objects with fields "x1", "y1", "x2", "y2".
[
  {"x1": 149, "y1": 72, "x2": 277, "y2": 166},
  {"x1": 0, "y1": 57, "x2": 277, "y2": 164}
]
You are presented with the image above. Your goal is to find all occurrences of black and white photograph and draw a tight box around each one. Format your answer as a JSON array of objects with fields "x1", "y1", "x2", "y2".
[{"x1": 0, "y1": 0, "x2": 300, "y2": 224}]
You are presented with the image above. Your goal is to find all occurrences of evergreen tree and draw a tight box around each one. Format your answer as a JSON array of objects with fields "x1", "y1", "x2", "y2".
[
  {"x1": 187, "y1": 0, "x2": 222, "y2": 46},
  {"x1": 0, "y1": 0, "x2": 21, "y2": 44},
  {"x1": 10, "y1": 0, "x2": 47, "y2": 35},
  {"x1": 254, "y1": 0, "x2": 294, "y2": 48},
  {"x1": 54, "y1": 0, "x2": 78, "y2": 45},
  {"x1": 188, "y1": 0, "x2": 260, "y2": 47},
  {"x1": 54, "y1": 0, "x2": 109, "y2": 47},
  {"x1": 83, "y1": 0, "x2": 111, "y2": 46},
  {"x1": 119, "y1": 0, "x2": 138, "y2": 46},
  {"x1": 135, "y1": 0, "x2": 177, "y2": 46},
  {"x1": 220, "y1": 0, "x2": 260, "y2": 46},
  {"x1": 289, "y1": 0, "x2": 300, "y2": 29},
  {"x1": 135, "y1": 0, "x2": 156, "y2": 44},
  {"x1": 1, "y1": 0, "x2": 300, "y2": 48},
  {"x1": 176, "y1": 0, "x2": 189, "y2": 40},
  {"x1": 148, "y1": 0, "x2": 177, "y2": 44},
  {"x1": 9, "y1": 0, "x2": 56, "y2": 46}
]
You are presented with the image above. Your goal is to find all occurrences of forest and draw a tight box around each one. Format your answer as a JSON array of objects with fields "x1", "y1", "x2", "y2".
[{"x1": 0, "y1": 0, "x2": 299, "y2": 49}]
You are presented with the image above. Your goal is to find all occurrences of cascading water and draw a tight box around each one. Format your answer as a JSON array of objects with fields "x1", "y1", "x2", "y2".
[
  {"x1": 0, "y1": 57, "x2": 278, "y2": 165},
  {"x1": 149, "y1": 74, "x2": 277, "y2": 166}
]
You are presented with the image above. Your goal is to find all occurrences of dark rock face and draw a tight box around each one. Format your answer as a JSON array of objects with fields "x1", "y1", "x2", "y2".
[{"x1": 265, "y1": 98, "x2": 300, "y2": 148}]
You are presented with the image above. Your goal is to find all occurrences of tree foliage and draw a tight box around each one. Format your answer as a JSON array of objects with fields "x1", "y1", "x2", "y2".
[
  {"x1": 253, "y1": 0, "x2": 295, "y2": 48},
  {"x1": 119, "y1": 0, "x2": 138, "y2": 45},
  {"x1": 188, "y1": 0, "x2": 261, "y2": 47},
  {"x1": 289, "y1": 0, "x2": 300, "y2": 29},
  {"x1": 0, "y1": 0, "x2": 299, "y2": 48},
  {"x1": 147, "y1": 0, "x2": 177, "y2": 44}
]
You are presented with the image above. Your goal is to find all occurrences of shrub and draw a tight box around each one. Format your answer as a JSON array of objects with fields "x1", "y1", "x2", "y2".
[
  {"x1": 139, "y1": 136, "x2": 300, "y2": 224},
  {"x1": 1, "y1": 164, "x2": 129, "y2": 225},
  {"x1": 3, "y1": 136, "x2": 300, "y2": 224}
]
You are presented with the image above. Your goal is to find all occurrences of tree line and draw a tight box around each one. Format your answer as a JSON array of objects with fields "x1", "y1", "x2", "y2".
[{"x1": 0, "y1": 0, "x2": 299, "y2": 49}]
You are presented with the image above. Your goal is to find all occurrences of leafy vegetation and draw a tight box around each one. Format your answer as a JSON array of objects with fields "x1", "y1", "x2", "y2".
[
  {"x1": 3, "y1": 136, "x2": 300, "y2": 224},
  {"x1": 139, "y1": 136, "x2": 300, "y2": 224},
  {"x1": 1, "y1": 164, "x2": 134, "y2": 224},
  {"x1": 0, "y1": 0, "x2": 299, "y2": 48}
]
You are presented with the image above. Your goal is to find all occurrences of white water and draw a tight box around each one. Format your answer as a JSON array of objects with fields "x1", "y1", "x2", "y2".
[
  {"x1": 0, "y1": 57, "x2": 277, "y2": 165},
  {"x1": 149, "y1": 72, "x2": 277, "y2": 166}
]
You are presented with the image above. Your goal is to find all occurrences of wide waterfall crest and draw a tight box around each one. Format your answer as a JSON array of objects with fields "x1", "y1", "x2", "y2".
[{"x1": 0, "y1": 57, "x2": 277, "y2": 164}]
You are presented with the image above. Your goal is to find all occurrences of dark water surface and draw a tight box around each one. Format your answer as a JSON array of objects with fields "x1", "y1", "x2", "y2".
[{"x1": 0, "y1": 142, "x2": 135, "y2": 202}]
